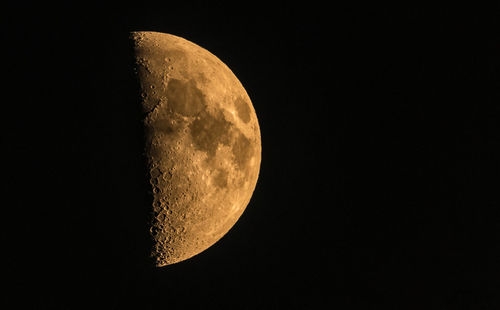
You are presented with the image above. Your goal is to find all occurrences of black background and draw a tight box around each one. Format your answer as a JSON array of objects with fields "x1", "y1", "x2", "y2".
[{"x1": 3, "y1": 2, "x2": 500, "y2": 309}]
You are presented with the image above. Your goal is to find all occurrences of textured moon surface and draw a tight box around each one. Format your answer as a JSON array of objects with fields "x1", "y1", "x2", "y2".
[{"x1": 131, "y1": 31, "x2": 261, "y2": 266}]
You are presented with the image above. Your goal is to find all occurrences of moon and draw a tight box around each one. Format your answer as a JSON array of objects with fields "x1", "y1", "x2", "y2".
[{"x1": 131, "y1": 31, "x2": 261, "y2": 266}]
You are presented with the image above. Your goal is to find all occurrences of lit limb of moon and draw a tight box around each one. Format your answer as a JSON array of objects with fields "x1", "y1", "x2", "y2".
[{"x1": 131, "y1": 31, "x2": 261, "y2": 266}]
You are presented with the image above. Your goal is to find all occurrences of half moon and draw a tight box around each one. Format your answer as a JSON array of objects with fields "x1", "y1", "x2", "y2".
[{"x1": 131, "y1": 31, "x2": 261, "y2": 266}]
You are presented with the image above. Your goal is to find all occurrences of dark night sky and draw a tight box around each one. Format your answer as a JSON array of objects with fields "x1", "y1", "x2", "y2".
[{"x1": 3, "y1": 2, "x2": 500, "y2": 309}]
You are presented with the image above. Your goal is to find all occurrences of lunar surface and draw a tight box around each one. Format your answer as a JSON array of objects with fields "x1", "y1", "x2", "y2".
[{"x1": 131, "y1": 31, "x2": 261, "y2": 266}]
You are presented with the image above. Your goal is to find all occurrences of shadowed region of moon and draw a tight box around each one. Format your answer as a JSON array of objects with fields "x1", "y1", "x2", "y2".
[{"x1": 131, "y1": 31, "x2": 261, "y2": 266}]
